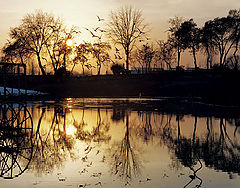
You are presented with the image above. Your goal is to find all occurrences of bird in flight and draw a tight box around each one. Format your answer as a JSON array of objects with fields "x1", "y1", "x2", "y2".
[
  {"x1": 98, "y1": 29, "x2": 106, "y2": 33},
  {"x1": 84, "y1": 27, "x2": 90, "y2": 31},
  {"x1": 89, "y1": 30, "x2": 101, "y2": 39},
  {"x1": 93, "y1": 27, "x2": 100, "y2": 32},
  {"x1": 97, "y1": 15, "x2": 104, "y2": 21},
  {"x1": 73, "y1": 30, "x2": 81, "y2": 34}
]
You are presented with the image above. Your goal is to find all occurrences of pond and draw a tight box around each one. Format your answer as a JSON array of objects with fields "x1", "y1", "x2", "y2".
[{"x1": 0, "y1": 98, "x2": 240, "y2": 188}]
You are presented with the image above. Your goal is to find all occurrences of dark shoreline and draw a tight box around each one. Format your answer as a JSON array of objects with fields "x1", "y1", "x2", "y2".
[
  {"x1": 2, "y1": 96, "x2": 240, "y2": 119},
  {"x1": 1, "y1": 71, "x2": 240, "y2": 106}
]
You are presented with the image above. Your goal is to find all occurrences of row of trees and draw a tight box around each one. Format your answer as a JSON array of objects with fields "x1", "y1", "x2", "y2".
[
  {"x1": 166, "y1": 9, "x2": 240, "y2": 70},
  {"x1": 1, "y1": 7, "x2": 240, "y2": 75},
  {"x1": 1, "y1": 10, "x2": 112, "y2": 75}
]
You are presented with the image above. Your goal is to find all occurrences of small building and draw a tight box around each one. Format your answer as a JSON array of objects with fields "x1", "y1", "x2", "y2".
[
  {"x1": 130, "y1": 67, "x2": 164, "y2": 74},
  {"x1": 0, "y1": 62, "x2": 26, "y2": 97}
]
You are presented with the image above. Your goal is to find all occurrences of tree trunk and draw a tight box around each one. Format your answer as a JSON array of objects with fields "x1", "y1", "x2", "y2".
[
  {"x1": 177, "y1": 47, "x2": 181, "y2": 67},
  {"x1": 206, "y1": 47, "x2": 210, "y2": 69},
  {"x1": 46, "y1": 45, "x2": 57, "y2": 73},
  {"x1": 192, "y1": 116, "x2": 197, "y2": 144},
  {"x1": 192, "y1": 47, "x2": 197, "y2": 70},
  {"x1": 37, "y1": 52, "x2": 46, "y2": 75},
  {"x1": 223, "y1": 41, "x2": 235, "y2": 66},
  {"x1": 233, "y1": 41, "x2": 239, "y2": 70},
  {"x1": 219, "y1": 52, "x2": 223, "y2": 66},
  {"x1": 97, "y1": 63, "x2": 101, "y2": 75},
  {"x1": 63, "y1": 52, "x2": 66, "y2": 69},
  {"x1": 126, "y1": 50, "x2": 129, "y2": 71},
  {"x1": 164, "y1": 60, "x2": 171, "y2": 70},
  {"x1": 70, "y1": 63, "x2": 76, "y2": 73},
  {"x1": 82, "y1": 65, "x2": 84, "y2": 74},
  {"x1": 19, "y1": 53, "x2": 24, "y2": 64}
]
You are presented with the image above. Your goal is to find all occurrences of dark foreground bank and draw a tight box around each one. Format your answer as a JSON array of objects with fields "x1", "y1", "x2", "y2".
[{"x1": 1, "y1": 71, "x2": 240, "y2": 105}]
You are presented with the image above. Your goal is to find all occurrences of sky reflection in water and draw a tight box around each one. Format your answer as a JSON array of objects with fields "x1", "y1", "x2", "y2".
[{"x1": 0, "y1": 98, "x2": 240, "y2": 188}]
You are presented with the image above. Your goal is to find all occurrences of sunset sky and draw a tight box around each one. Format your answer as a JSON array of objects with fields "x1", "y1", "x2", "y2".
[{"x1": 0, "y1": 0, "x2": 240, "y2": 67}]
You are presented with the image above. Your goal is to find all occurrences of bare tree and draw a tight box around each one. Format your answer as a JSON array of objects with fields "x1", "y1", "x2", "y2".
[
  {"x1": 91, "y1": 41, "x2": 111, "y2": 75},
  {"x1": 73, "y1": 43, "x2": 92, "y2": 74},
  {"x1": 155, "y1": 39, "x2": 176, "y2": 70},
  {"x1": 133, "y1": 43, "x2": 155, "y2": 72},
  {"x1": 107, "y1": 6, "x2": 148, "y2": 70},
  {"x1": 44, "y1": 21, "x2": 66, "y2": 73},
  {"x1": 10, "y1": 10, "x2": 60, "y2": 75},
  {"x1": 45, "y1": 26, "x2": 77, "y2": 74},
  {"x1": 2, "y1": 39, "x2": 30, "y2": 64}
]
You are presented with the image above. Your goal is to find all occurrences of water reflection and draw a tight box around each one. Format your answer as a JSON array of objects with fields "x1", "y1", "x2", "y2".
[
  {"x1": 0, "y1": 99, "x2": 240, "y2": 187},
  {"x1": 0, "y1": 103, "x2": 33, "y2": 179},
  {"x1": 109, "y1": 114, "x2": 141, "y2": 185}
]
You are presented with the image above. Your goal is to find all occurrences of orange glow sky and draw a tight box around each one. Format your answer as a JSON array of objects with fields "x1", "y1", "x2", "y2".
[
  {"x1": 0, "y1": 0, "x2": 240, "y2": 68},
  {"x1": 1, "y1": 0, "x2": 240, "y2": 46}
]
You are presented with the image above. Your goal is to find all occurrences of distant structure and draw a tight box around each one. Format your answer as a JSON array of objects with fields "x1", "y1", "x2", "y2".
[
  {"x1": 0, "y1": 62, "x2": 26, "y2": 98},
  {"x1": 130, "y1": 67, "x2": 163, "y2": 74}
]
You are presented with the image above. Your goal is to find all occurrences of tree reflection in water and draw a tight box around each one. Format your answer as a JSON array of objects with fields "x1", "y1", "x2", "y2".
[
  {"x1": 73, "y1": 107, "x2": 111, "y2": 142},
  {"x1": 30, "y1": 102, "x2": 112, "y2": 176},
  {"x1": 32, "y1": 104, "x2": 76, "y2": 175},
  {"x1": 161, "y1": 114, "x2": 240, "y2": 187},
  {"x1": 109, "y1": 113, "x2": 141, "y2": 185},
  {"x1": 1, "y1": 100, "x2": 240, "y2": 188}
]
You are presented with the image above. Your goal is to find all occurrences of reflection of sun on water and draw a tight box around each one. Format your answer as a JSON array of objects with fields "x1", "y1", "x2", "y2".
[{"x1": 66, "y1": 125, "x2": 77, "y2": 136}]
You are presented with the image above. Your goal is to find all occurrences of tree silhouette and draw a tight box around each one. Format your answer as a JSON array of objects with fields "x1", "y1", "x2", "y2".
[
  {"x1": 73, "y1": 43, "x2": 92, "y2": 74},
  {"x1": 10, "y1": 10, "x2": 61, "y2": 75},
  {"x1": 200, "y1": 22, "x2": 217, "y2": 69},
  {"x1": 175, "y1": 19, "x2": 200, "y2": 70},
  {"x1": 155, "y1": 39, "x2": 176, "y2": 70},
  {"x1": 91, "y1": 42, "x2": 111, "y2": 75},
  {"x1": 45, "y1": 26, "x2": 77, "y2": 74},
  {"x1": 168, "y1": 16, "x2": 185, "y2": 68},
  {"x1": 133, "y1": 43, "x2": 155, "y2": 72},
  {"x1": 107, "y1": 6, "x2": 148, "y2": 70},
  {"x1": 228, "y1": 9, "x2": 240, "y2": 70},
  {"x1": 205, "y1": 17, "x2": 235, "y2": 67},
  {"x1": 2, "y1": 39, "x2": 30, "y2": 65}
]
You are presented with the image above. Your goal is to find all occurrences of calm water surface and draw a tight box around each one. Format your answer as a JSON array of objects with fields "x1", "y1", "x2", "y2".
[{"x1": 0, "y1": 98, "x2": 240, "y2": 188}]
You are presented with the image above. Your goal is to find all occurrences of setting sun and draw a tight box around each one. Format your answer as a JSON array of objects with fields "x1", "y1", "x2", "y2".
[{"x1": 66, "y1": 39, "x2": 73, "y2": 46}]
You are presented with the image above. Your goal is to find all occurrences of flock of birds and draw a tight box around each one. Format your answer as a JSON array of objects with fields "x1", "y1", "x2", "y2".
[
  {"x1": 31, "y1": 139, "x2": 202, "y2": 188},
  {"x1": 51, "y1": 143, "x2": 155, "y2": 187},
  {"x1": 48, "y1": 14, "x2": 154, "y2": 67},
  {"x1": 84, "y1": 15, "x2": 106, "y2": 40},
  {"x1": 68, "y1": 15, "x2": 150, "y2": 56}
]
